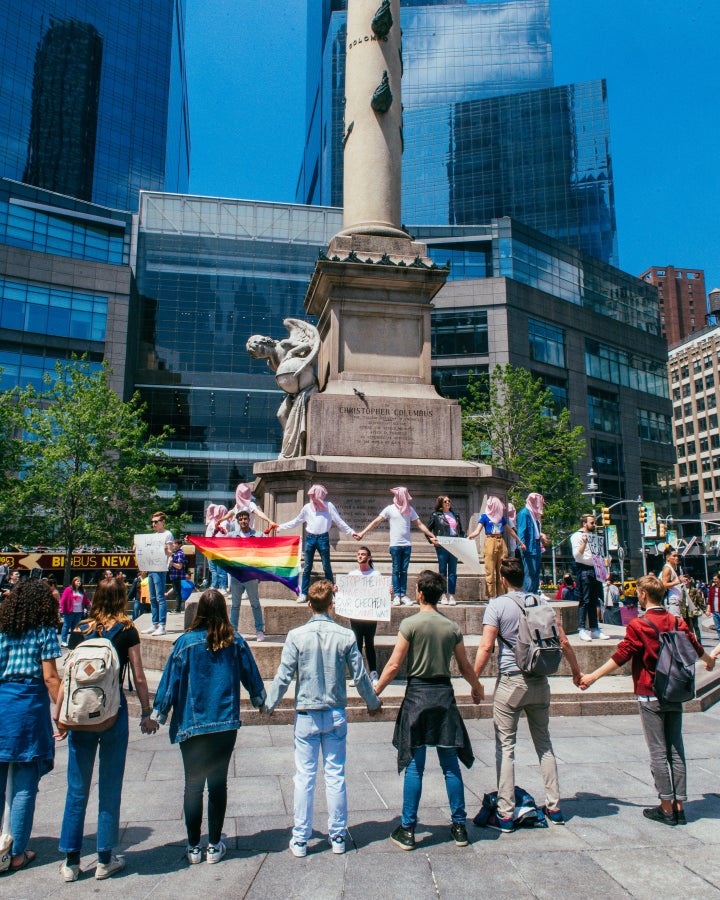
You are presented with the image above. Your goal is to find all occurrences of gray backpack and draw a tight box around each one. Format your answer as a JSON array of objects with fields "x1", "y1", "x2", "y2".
[
  {"x1": 500, "y1": 594, "x2": 563, "y2": 677},
  {"x1": 59, "y1": 623, "x2": 123, "y2": 731}
]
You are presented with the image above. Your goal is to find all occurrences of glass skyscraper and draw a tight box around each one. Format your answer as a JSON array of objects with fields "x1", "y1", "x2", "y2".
[
  {"x1": 297, "y1": 0, "x2": 618, "y2": 265},
  {"x1": 0, "y1": 0, "x2": 190, "y2": 211}
]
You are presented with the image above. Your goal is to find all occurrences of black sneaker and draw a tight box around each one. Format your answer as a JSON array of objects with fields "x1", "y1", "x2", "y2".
[
  {"x1": 390, "y1": 825, "x2": 416, "y2": 850},
  {"x1": 642, "y1": 805, "x2": 676, "y2": 826},
  {"x1": 675, "y1": 809, "x2": 687, "y2": 825},
  {"x1": 450, "y1": 822, "x2": 469, "y2": 846}
]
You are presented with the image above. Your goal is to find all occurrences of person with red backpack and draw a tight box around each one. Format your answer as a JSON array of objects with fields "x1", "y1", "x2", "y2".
[{"x1": 580, "y1": 574, "x2": 715, "y2": 826}]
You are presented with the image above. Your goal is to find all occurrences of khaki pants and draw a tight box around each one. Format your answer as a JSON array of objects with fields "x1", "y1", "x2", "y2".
[
  {"x1": 484, "y1": 535, "x2": 506, "y2": 599},
  {"x1": 493, "y1": 673, "x2": 559, "y2": 819}
]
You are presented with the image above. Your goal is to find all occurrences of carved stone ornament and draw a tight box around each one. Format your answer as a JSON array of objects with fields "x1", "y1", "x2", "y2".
[
  {"x1": 371, "y1": 0, "x2": 393, "y2": 37},
  {"x1": 246, "y1": 318, "x2": 320, "y2": 459},
  {"x1": 371, "y1": 71, "x2": 392, "y2": 113}
]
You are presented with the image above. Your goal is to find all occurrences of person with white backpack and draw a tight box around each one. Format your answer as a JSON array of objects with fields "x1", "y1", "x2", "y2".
[
  {"x1": 473, "y1": 556, "x2": 581, "y2": 833},
  {"x1": 0, "y1": 579, "x2": 62, "y2": 874},
  {"x1": 56, "y1": 577, "x2": 157, "y2": 882}
]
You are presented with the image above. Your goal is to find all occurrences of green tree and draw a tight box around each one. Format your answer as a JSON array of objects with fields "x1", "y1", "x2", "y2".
[
  {"x1": 460, "y1": 364, "x2": 586, "y2": 542},
  {"x1": 14, "y1": 358, "x2": 181, "y2": 583},
  {"x1": 0, "y1": 378, "x2": 25, "y2": 546}
]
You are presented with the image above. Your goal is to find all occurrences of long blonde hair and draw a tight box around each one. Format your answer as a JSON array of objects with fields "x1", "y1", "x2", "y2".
[{"x1": 81, "y1": 577, "x2": 132, "y2": 634}]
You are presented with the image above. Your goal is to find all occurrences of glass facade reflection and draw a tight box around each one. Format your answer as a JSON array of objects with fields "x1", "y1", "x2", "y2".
[
  {"x1": 299, "y1": 0, "x2": 618, "y2": 265},
  {"x1": 134, "y1": 193, "x2": 343, "y2": 524},
  {"x1": 0, "y1": 0, "x2": 189, "y2": 211}
]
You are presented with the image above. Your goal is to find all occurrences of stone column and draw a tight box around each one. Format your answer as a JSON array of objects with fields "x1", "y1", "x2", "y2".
[{"x1": 340, "y1": 0, "x2": 407, "y2": 238}]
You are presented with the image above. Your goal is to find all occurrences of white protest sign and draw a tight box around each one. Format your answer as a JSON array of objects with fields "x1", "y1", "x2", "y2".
[
  {"x1": 134, "y1": 533, "x2": 169, "y2": 571},
  {"x1": 437, "y1": 536, "x2": 483, "y2": 573},
  {"x1": 335, "y1": 574, "x2": 392, "y2": 622}
]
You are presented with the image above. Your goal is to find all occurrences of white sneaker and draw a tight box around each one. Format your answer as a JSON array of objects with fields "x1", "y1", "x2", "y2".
[
  {"x1": 401, "y1": 596, "x2": 414, "y2": 606},
  {"x1": 578, "y1": 630, "x2": 592, "y2": 642},
  {"x1": 60, "y1": 862, "x2": 80, "y2": 882},
  {"x1": 206, "y1": 840, "x2": 226, "y2": 864},
  {"x1": 289, "y1": 838, "x2": 307, "y2": 858},
  {"x1": 328, "y1": 834, "x2": 345, "y2": 854},
  {"x1": 296, "y1": 594, "x2": 307, "y2": 604},
  {"x1": 392, "y1": 597, "x2": 401, "y2": 606},
  {"x1": 95, "y1": 855, "x2": 125, "y2": 880},
  {"x1": 142, "y1": 625, "x2": 156, "y2": 634},
  {"x1": 152, "y1": 625, "x2": 166, "y2": 636},
  {"x1": 591, "y1": 629, "x2": 610, "y2": 640},
  {"x1": 440, "y1": 595, "x2": 449, "y2": 605},
  {"x1": 186, "y1": 844, "x2": 203, "y2": 865},
  {"x1": 370, "y1": 670, "x2": 379, "y2": 686},
  {"x1": 256, "y1": 631, "x2": 266, "y2": 641},
  {"x1": 447, "y1": 595, "x2": 457, "y2": 605}
]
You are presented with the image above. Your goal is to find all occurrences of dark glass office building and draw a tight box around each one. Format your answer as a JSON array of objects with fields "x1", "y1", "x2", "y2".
[
  {"x1": 0, "y1": 0, "x2": 190, "y2": 211},
  {"x1": 297, "y1": 0, "x2": 617, "y2": 265}
]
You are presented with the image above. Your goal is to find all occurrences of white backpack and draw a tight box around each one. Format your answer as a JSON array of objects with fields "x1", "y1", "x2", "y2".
[{"x1": 60, "y1": 624, "x2": 122, "y2": 732}]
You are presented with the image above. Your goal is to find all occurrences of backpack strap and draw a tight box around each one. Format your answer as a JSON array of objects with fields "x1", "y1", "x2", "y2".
[{"x1": 497, "y1": 593, "x2": 537, "y2": 649}]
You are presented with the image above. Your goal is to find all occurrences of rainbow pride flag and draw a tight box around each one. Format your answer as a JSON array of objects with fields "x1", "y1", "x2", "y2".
[{"x1": 190, "y1": 536, "x2": 301, "y2": 594}]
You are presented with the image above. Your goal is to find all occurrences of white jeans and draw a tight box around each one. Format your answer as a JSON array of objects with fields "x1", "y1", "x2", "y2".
[{"x1": 293, "y1": 709, "x2": 347, "y2": 842}]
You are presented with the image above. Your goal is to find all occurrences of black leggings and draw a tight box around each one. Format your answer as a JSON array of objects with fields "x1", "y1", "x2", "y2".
[
  {"x1": 351, "y1": 619, "x2": 377, "y2": 673},
  {"x1": 179, "y1": 729, "x2": 237, "y2": 846}
]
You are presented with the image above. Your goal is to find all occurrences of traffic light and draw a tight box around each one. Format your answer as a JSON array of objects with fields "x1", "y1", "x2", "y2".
[
  {"x1": 659, "y1": 521, "x2": 667, "y2": 538},
  {"x1": 601, "y1": 507, "x2": 611, "y2": 527},
  {"x1": 639, "y1": 505, "x2": 647, "y2": 524}
]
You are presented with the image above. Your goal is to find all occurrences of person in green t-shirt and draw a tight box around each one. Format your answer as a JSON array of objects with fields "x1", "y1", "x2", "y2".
[{"x1": 374, "y1": 570, "x2": 484, "y2": 852}]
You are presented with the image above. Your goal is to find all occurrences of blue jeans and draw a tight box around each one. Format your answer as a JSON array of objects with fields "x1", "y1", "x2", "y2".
[
  {"x1": 147, "y1": 571, "x2": 167, "y2": 626},
  {"x1": 59, "y1": 698, "x2": 129, "y2": 855},
  {"x1": 402, "y1": 745, "x2": 466, "y2": 829},
  {"x1": 301, "y1": 532, "x2": 333, "y2": 597},
  {"x1": 521, "y1": 550, "x2": 542, "y2": 593},
  {"x1": 0, "y1": 761, "x2": 41, "y2": 856},
  {"x1": 208, "y1": 558, "x2": 225, "y2": 590},
  {"x1": 389, "y1": 545, "x2": 412, "y2": 598},
  {"x1": 713, "y1": 612, "x2": 720, "y2": 642},
  {"x1": 61, "y1": 612, "x2": 83, "y2": 644},
  {"x1": 435, "y1": 546, "x2": 457, "y2": 595},
  {"x1": 293, "y1": 709, "x2": 347, "y2": 842},
  {"x1": 230, "y1": 578, "x2": 264, "y2": 631}
]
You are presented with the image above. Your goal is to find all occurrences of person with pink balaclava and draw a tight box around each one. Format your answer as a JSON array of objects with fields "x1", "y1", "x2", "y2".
[
  {"x1": 515, "y1": 493, "x2": 549, "y2": 593},
  {"x1": 467, "y1": 497, "x2": 525, "y2": 599},
  {"x1": 356, "y1": 488, "x2": 437, "y2": 606},
  {"x1": 218, "y1": 483, "x2": 275, "y2": 534},
  {"x1": 277, "y1": 485, "x2": 358, "y2": 603},
  {"x1": 204, "y1": 504, "x2": 229, "y2": 590}
]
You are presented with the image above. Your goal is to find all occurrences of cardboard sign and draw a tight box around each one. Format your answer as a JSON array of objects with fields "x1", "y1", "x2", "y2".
[
  {"x1": 335, "y1": 574, "x2": 392, "y2": 622},
  {"x1": 437, "y1": 536, "x2": 483, "y2": 573},
  {"x1": 134, "y1": 533, "x2": 170, "y2": 571}
]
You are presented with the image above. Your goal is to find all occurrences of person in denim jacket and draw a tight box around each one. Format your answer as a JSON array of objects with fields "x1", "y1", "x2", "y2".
[
  {"x1": 152, "y1": 589, "x2": 266, "y2": 866},
  {"x1": 265, "y1": 580, "x2": 382, "y2": 858}
]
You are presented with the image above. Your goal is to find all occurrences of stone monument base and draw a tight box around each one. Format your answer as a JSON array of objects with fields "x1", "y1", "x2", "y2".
[{"x1": 253, "y1": 454, "x2": 515, "y2": 602}]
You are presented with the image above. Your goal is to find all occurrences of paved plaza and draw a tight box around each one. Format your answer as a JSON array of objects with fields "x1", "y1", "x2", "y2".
[{"x1": 4, "y1": 704, "x2": 720, "y2": 899}]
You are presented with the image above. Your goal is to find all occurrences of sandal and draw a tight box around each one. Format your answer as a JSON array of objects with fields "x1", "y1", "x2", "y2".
[{"x1": 10, "y1": 850, "x2": 36, "y2": 871}]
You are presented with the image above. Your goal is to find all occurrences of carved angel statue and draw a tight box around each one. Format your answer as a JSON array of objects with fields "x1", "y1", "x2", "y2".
[{"x1": 247, "y1": 318, "x2": 321, "y2": 459}]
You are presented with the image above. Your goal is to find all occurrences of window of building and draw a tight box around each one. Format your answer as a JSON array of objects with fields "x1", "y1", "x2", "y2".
[
  {"x1": 679, "y1": 463, "x2": 687, "y2": 477},
  {"x1": 677, "y1": 444, "x2": 686, "y2": 458},
  {"x1": 697, "y1": 397, "x2": 706, "y2": 412},
  {"x1": 682, "y1": 384, "x2": 691, "y2": 397},
  {"x1": 689, "y1": 461, "x2": 698, "y2": 475},
  {"x1": 710, "y1": 414, "x2": 719, "y2": 429},
  {"x1": 528, "y1": 318, "x2": 566, "y2": 368},
  {"x1": 700, "y1": 437, "x2": 709, "y2": 453},
  {"x1": 0, "y1": 279, "x2": 107, "y2": 342},
  {"x1": 716, "y1": 476, "x2": 720, "y2": 491},
  {"x1": 704, "y1": 354, "x2": 713, "y2": 367},
  {"x1": 712, "y1": 434, "x2": 720, "y2": 450},
  {"x1": 687, "y1": 273, "x2": 696, "y2": 279},
  {"x1": 588, "y1": 388, "x2": 620, "y2": 434},
  {"x1": 672, "y1": 387, "x2": 680, "y2": 401},
  {"x1": 706, "y1": 373, "x2": 715, "y2": 389},
  {"x1": 656, "y1": 270, "x2": 666, "y2": 276},
  {"x1": 704, "y1": 478, "x2": 713, "y2": 492},
  {"x1": 671, "y1": 369, "x2": 679, "y2": 383},
  {"x1": 698, "y1": 418, "x2": 707, "y2": 433},
  {"x1": 684, "y1": 402, "x2": 693, "y2": 417},
  {"x1": 681, "y1": 365, "x2": 689, "y2": 378},
  {"x1": 431, "y1": 310, "x2": 488, "y2": 357},
  {"x1": 676, "y1": 425, "x2": 684, "y2": 439},
  {"x1": 686, "y1": 421, "x2": 695, "y2": 435},
  {"x1": 637, "y1": 408, "x2": 672, "y2": 444},
  {"x1": 695, "y1": 378, "x2": 703, "y2": 393},
  {"x1": 584, "y1": 339, "x2": 668, "y2": 396},
  {"x1": 674, "y1": 406, "x2": 682, "y2": 420},
  {"x1": 693, "y1": 359, "x2": 702, "y2": 373},
  {"x1": 708, "y1": 395, "x2": 717, "y2": 409}
]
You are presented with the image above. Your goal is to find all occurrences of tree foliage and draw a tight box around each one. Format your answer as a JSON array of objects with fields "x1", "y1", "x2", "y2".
[
  {"x1": 11, "y1": 358, "x2": 182, "y2": 580},
  {"x1": 0, "y1": 378, "x2": 25, "y2": 546},
  {"x1": 460, "y1": 364, "x2": 586, "y2": 542}
]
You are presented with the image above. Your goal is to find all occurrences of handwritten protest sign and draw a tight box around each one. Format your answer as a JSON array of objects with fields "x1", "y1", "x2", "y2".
[
  {"x1": 335, "y1": 574, "x2": 392, "y2": 622},
  {"x1": 134, "y1": 533, "x2": 170, "y2": 571},
  {"x1": 436, "y1": 536, "x2": 483, "y2": 573}
]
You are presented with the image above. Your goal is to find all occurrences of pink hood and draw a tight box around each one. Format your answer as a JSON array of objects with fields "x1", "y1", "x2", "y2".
[
  {"x1": 485, "y1": 496, "x2": 505, "y2": 524},
  {"x1": 205, "y1": 504, "x2": 228, "y2": 526},
  {"x1": 526, "y1": 493, "x2": 545, "y2": 520},
  {"x1": 308, "y1": 484, "x2": 328, "y2": 512},
  {"x1": 391, "y1": 486, "x2": 412, "y2": 516},
  {"x1": 235, "y1": 483, "x2": 253, "y2": 509}
]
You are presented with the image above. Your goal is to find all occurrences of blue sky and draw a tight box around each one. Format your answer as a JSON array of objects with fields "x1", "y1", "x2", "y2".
[{"x1": 185, "y1": 0, "x2": 720, "y2": 296}]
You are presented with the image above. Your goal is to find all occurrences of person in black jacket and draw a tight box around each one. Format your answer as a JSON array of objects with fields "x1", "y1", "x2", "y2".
[{"x1": 426, "y1": 496, "x2": 464, "y2": 605}]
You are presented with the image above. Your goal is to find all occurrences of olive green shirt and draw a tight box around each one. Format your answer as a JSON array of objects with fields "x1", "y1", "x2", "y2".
[{"x1": 399, "y1": 610, "x2": 463, "y2": 678}]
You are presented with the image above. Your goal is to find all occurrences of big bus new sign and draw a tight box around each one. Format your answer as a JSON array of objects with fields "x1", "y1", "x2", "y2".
[{"x1": 0, "y1": 549, "x2": 196, "y2": 574}]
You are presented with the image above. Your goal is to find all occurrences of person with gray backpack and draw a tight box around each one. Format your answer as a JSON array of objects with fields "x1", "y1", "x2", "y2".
[
  {"x1": 581, "y1": 574, "x2": 714, "y2": 826},
  {"x1": 473, "y1": 557, "x2": 582, "y2": 832}
]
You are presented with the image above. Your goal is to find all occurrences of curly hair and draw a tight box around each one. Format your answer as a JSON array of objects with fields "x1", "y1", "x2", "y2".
[
  {"x1": 81, "y1": 578, "x2": 132, "y2": 635},
  {"x1": 0, "y1": 579, "x2": 61, "y2": 636}
]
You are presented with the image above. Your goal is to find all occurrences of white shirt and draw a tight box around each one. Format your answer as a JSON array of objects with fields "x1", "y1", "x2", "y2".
[
  {"x1": 380, "y1": 504, "x2": 418, "y2": 547},
  {"x1": 347, "y1": 567, "x2": 379, "y2": 579},
  {"x1": 277, "y1": 502, "x2": 354, "y2": 536},
  {"x1": 230, "y1": 500, "x2": 261, "y2": 530},
  {"x1": 570, "y1": 530, "x2": 601, "y2": 565}
]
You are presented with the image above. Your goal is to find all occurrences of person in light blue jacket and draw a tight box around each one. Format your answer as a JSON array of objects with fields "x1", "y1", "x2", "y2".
[
  {"x1": 152, "y1": 589, "x2": 265, "y2": 867},
  {"x1": 265, "y1": 580, "x2": 382, "y2": 858}
]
